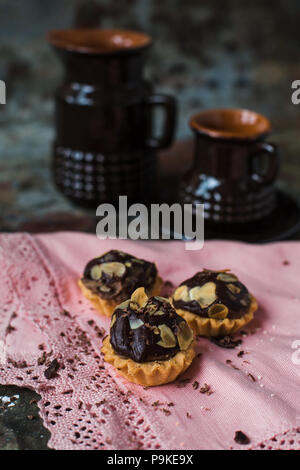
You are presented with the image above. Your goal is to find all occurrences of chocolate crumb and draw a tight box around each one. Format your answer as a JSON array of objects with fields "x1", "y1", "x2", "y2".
[
  {"x1": 210, "y1": 335, "x2": 242, "y2": 349},
  {"x1": 234, "y1": 430, "x2": 250, "y2": 445},
  {"x1": 192, "y1": 381, "x2": 199, "y2": 390},
  {"x1": 29, "y1": 399, "x2": 37, "y2": 405},
  {"x1": 282, "y1": 260, "x2": 290, "y2": 266},
  {"x1": 162, "y1": 408, "x2": 171, "y2": 416},
  {"x1": 176, "y1": 378, "x2": 191, "y2": 388},
  {"x1": 199, "y1": 383, "x2": 213, "y2": 395},
  {"x1": 62, "y1": 310, "x2": 71, "y2": 318},
  {"x1": 6, "y1": 325, "x2": 16, "y2": 335},
  {"x1": 186, "y1": 412, "x2": 192, "y2": 419},
  {"x1": 237, "y1": 350, "x2": 245, "y2": 358},
  {"x1": 240, "y1": 330, "x2": 248, "y2": 337},
  {"x1": 152, "y1": 401, "x2": 161, "y2": 407},
  {"x1": 44, "y1": 359, "x2": 60, "y2": 379},
  {"x1": 167, "y1": 402, "x2": 174, "y2": 407},
  {"x1": 37, "y1": 351, "x2": 47, "y2": 366},
  {"x1": 247, "y1": 373, "x2": 256, "y2": 382}
]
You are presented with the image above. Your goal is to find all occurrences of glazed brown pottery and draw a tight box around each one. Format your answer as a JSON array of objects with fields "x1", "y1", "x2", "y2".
[
  {"x1": 178, "y1": 108, "x2": 279, "y2": 223},
  {"x1": 47, "y1": 29, "x2": 176, "y2": 206}
]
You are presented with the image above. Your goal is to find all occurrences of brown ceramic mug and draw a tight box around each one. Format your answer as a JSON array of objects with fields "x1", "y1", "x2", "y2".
[
  {"x1": 47, "y1": 29, "x2": 176, "y2": 206},
  {"x1": 178, "y1": 108, "x2": 279, "y2": 223}
]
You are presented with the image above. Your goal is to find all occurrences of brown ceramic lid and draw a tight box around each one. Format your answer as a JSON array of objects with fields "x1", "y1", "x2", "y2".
[
  {"x1": 47, "y1": 28, "x2": 152, "y2": 54},
  {"x1": 190, "y1": 108, "x2": 271, "y2": 140}
]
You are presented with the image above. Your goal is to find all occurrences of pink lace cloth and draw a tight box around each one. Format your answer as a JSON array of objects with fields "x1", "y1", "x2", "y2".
[{"x1": 0, "y1": 232, "x2": 300, "y2": 450}]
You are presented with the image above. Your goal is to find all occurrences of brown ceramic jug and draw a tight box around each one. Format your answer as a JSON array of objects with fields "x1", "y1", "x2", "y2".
[
  {"x1": 47, "y1": 29, "x2": 176, "y2": 206},
  {"x1": 178, "y1": 108, "x2": 279, "y2": 223}
]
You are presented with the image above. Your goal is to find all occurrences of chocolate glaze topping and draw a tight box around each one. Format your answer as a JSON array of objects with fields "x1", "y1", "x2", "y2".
[
  {"x1": 81, "y1": 250, "x2": 157, "y2": 302},
  {"x1": 110, "y1": 289, "x2": 193, "y2": 363},
  {"x1": 173, "y1": 270, "x2": 251, "y2": 319}
]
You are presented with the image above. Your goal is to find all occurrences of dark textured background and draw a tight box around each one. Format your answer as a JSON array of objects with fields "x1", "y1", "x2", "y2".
[
  {"x1": 0, "y1": 0, "x2": 300, "y2": 232},
  {"x1": 0, "y1": 0, "x2": 300, "y2": 448}
]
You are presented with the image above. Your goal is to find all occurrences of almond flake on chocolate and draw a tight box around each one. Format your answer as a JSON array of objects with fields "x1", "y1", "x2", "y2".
[
  {"x1": 173, "y1": 285, "x2": 190, "y2": 302},
  {"x1": 217, "y1": 273, "x2": 238, "y2": 282},
  {"x1": 189, "y1": 282, "x2": 217, "y2": 308},
  {"x1": 157, "y1": 324, "x2": 177, "y2": 348}
]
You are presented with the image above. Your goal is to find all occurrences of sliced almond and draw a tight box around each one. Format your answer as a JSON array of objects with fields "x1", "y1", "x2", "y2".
[
  {"x1": 154, "y1": 310, "x2": 165, "y2": 316},
  {"x1": 100, "y1": 262, "x2": 126, "y2": 278},
  {"x1": 177, "y1": 321, "x2": 193, "y2": 351},
  {"x1": 189, "y1": 282, "x2": 217, "y2": 308},
  {"x1": 110, "y1": 313, "x2": 117, "y2": 328},
  {"x1": 208, "y1": 303, "x2": 229, "y2": 319},
  {"x1": 130, "y1": 287, "x2": 148, "y2": 308},
  {"x1": 99, "y1": 285, "x2": 110, "y2": 293},
  {"x1": 129, "y1": 318, "x2": 144, "y2": 330},
  {"x1": 173, "y1": 285, "x2": 190, "y2": 302},
  {"x1": 241, "y1": 297, "x2": 250, "y2": 306},
  {"x1": 157, "y1": 324, "x2": 177, "y2": 348},
  {"x1": 91, "y1": 265, "x2": 102, "y2": 280},
  {"x1": 217, "y1": 273, "x2": 238, "y2": 283},
  {"x1": 227, "y1": 283, "x2": 241, "y2": 294},
  {"x1": 154, "y1": 296, "x2": 169, "y2": 303},
  {"x1": 115, "y1": 299, "x2": 130, "y2": 311}
]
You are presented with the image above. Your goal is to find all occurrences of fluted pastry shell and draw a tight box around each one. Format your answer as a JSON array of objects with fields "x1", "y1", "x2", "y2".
[
  {"x1": 101, "y1": 335, "x2": 195, "y2": 386},
  {"x1": 171, "y1": 295, "x2": 257, "y2": 337}
]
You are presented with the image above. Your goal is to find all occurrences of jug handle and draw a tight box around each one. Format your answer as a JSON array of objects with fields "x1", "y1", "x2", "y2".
[
  {"x1": 144, "y1": 94, "x2": 177, "y2": 149},
  {"x1": 250, "y1": 142, "x2": 279, "y2": 184}
]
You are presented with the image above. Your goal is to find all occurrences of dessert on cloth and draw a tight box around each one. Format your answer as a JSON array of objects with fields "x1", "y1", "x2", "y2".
[
  {"x1": 102, "y1": 288, "x2": 195, "y2": 386},
  {"x1": 79, "y1": 249, "x2": 162, "y2": 316},
  {"x1": 171, "y1": 269, "x2": 257, "y2": 336},
  {"x1": 0, "y1": 232, "x2": 299, "y2": 450}
]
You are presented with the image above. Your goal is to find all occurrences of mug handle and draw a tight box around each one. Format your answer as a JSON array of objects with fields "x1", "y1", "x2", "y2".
[
  {"x1": 250, "y1": 142, "x2": 279, "y2": 184},
  {"x1": 144, "y1": 94, "x2": 177, "y2": 149}
]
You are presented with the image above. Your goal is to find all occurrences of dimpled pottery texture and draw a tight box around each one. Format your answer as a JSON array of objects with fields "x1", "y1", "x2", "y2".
[
  {"x1": 47, "y1": 29, "x2": 176, "y2": 206},
  {"x1": 179, "y1": 109, "x2": 279, "y2": 224}
]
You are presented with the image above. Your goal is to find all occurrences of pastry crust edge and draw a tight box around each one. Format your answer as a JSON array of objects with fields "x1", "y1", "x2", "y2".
[
  {"x1": 78, "y1": 275, "x2": 163, "y2": 317},
  {"x1": 170, "y1": 295, "x2": 258, "y2": 337},
  {"x1": 101, "y1": 335, "x2": 196, "y2": 386}
]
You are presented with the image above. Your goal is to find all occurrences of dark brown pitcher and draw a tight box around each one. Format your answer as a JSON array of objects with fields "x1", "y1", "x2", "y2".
[
  {"x1": 178, "y1": 108, "x2": 279, "y2": 223},
  {"x1": 47, "y1": 29, "x2": 176, "y2": 206}
]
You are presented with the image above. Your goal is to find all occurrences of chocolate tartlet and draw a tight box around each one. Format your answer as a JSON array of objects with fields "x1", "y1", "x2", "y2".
[
  {"x1": 101, "y1": 288, "x2": 195, "y2": 386},
  {"x1": 78, "y1": 250, "x2": 163, "y2": 316},
  {"x1": 171, "y1": 270, "x2": 257, "y2": 336}
]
